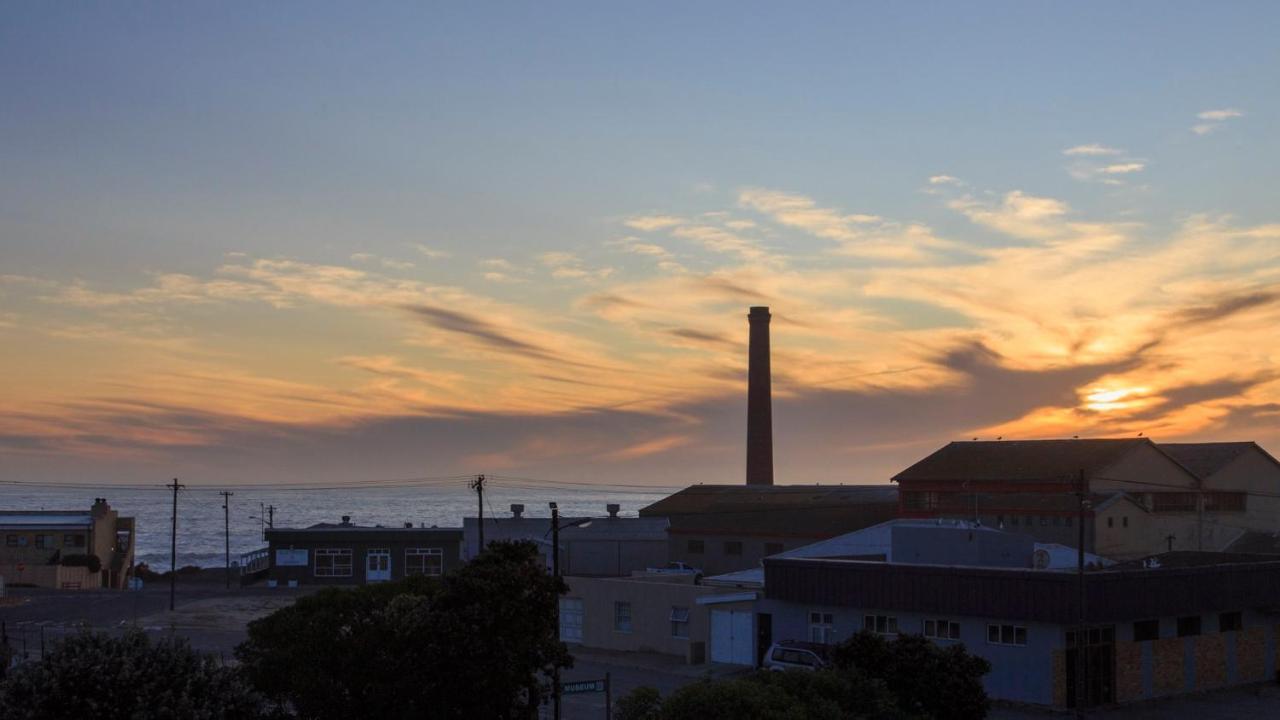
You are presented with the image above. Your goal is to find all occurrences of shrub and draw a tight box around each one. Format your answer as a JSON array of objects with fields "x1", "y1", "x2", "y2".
[
  {"x1": 0, "y1": 629, "x2": 265, "y2": 719},
  {"x1": 831, "y1": 631, "x2": 991, "y2": 720},
  {"x1": 59, "y1": 553, "x2": 101, "y2": 573}
]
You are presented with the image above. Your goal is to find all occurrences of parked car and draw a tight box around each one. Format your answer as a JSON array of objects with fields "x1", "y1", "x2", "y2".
[
  {"x1": 763, "y1": 641, "x2": 830, "y2": 672},
  {"x1": 646, "y1": 561, "x2": 703, "y2": 580}
]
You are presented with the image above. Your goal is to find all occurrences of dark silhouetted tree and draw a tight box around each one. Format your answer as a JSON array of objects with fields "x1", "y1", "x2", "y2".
[{"x1": 831, "y1": 630, "x2": 990, "y2": 720}]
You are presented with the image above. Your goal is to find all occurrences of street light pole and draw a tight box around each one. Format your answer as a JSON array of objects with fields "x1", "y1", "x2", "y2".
[{"x1": 550, "y1": 502, "x2": 561, "y2": 720}]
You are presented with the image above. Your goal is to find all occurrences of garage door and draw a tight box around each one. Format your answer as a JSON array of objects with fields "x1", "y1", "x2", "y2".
[
  {"x1": 559, "y1": 598, "x2": 583, "y2": 643},
  {"x1": 710, "y1": 609, "x2": 753, "y2": 665}
]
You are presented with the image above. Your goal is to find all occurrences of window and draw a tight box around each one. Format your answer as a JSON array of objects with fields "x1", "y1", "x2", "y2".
[
  {"x1": 809, "y1": 611, "x2": 835, "y2": 644},
  {"x1": 1053, "y1": 516, "x2": 1061, "y2": 527},
  {"x1": 723, "y1": 541, "x2": 743, "y2": 556},
  {"x1": 1133, "y1": 620, "x2": 1159, "y2": 642},
  {"x1": 1205, "y1": 492, "x2": 1247, "y2": 512},
  {"x1": 764, "y1": 542, "x2": 784, "y2": 556},
  {"x1": 1152, "y1": 493, "x2": 1197, "y2": 513},
  {"x1": 987, "y1": 624, "x2": 1027, "y2": 646},
  {"x1": 1219, "y1": 612, "x2": 1243, "y2": 632},
  {"x1": 5, "y1": 535, "x2": 16, "y2": 547},
  {"x1": 63, "y1": 534, "x2": 85, "y2": 547},
  {"x1": 1065, "y1": 516, "x2": 1073, "y2": 527},
  {"x1": 1176, "y1": 616, "x2": 1201, "y2": 637},
  {"x1": 670, "y1": 606, "x2": 690, "y2": 638},
  {"x1": 687, "y1": 539, "x2": 705, "y2": 554},
  {"x1": 1009, "y1": 516, "x2": 1019, "y2": 526},
  {"x1": 863, "y1": 615, "x2": 898, "y2": 635},
  {"x1": 902, "y1": 491, "x2": 939, "y2": 511},
  {"x1": 1122, "y1": 516, "x2": 1129, "y2": 528},
  {"x1": 614, "y1": 602, "x2": 633, "y2": 633},
  {"x1": 1024, "y1": 516, "x2": 1034, "y2": 527},
  {"x1": 405, "y1": 547, "x2": 443, "y2": 576},
  {"x1": 1040, "y1": 516, "x2": 1048, "y2": 526},
  {"x1": 923, "y1": 619, "x2": 961, "y2": 640},
  {"x1": 34, "y1": 534, "x2": 52, "y2": 549},
  {"x1": 314, "y1": 548, "x2": 353, "y2": 577},
  {"x1": 1107, "y1": 517, "x2": 1114, "y2": 528},
  {"x1": 1067, "y1": 627, "x2": 1115, "y2": 647}
]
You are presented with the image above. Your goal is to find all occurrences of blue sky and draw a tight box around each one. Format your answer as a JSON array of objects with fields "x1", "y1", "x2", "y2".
[{"x1": 2, "y1": 3, "x2": 1278, "y2": 485}]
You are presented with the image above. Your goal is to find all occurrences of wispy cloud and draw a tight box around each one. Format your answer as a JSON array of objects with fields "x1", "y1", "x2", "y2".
[
  {"x1": 539, "y1": 252, "x2": 615, "y2": 281},
  {"x1": 624, "y1": 215, "x2": 684, "y2": 232},
  {"x1": 1192, "y1": 108, "x2": 1243, "y2": 135},
  {"x1": 413, "y1": 244, "x2": 451, "y2": 259},
  {"x1": 1063, "y1": 144, "x2": 1122, "y2": 156}
]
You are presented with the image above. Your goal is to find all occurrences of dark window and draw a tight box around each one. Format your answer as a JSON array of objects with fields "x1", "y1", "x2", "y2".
[
  {"x1": 923, "y1": 619, "x2": 961, "y2": 640},
  {"x1": 1010, "y1": 516, "x2": 1019, "y2": 526},
  {"x1": 670, "y1": 606, "x2": 690, "y2": 638},
  {"x1": 1219, "y1": 612, "x2": 1243, "y2": 632},
  {"x1": 63, "y1": 534, "x2": 85, "y2": 547},
  {"x1": 5, "y1": 535, "x2": 16, "y2": 547},
  {"x1": 1122, "y1": 516, "x2": 1129, "y2": 528},
  {"x1": 902, "y1": 491, "x2": 939, "y2": 511},
  {"x1": 34, "y1": 534, "x2": 52, "y2": 549},
  {"x1": 1107, "y1": 517, "x2": 1114, "y2": 528},
  {"x1": 1053, "y1": 516, "x2": 1061, "y2": 526},
  {"x1": 863, "y1": 615, "x2": 898, "y2": 635},
  {"x1": 1025, "y1": 516, "x2": 1034, "y2": 527},
  {"x1": 723, "y1": 541, "x2": 743, "y2": 555},
  {"x1": 1177, "y1": 616, "x2": 1201, "y2": 637},
  {"x1": 987, "y1": 624, "x2": 1027, "y2": 646},
  {"x1": 687, "y1": 539, "x2": 704, "y2": 554},
  {"x1": 1153, "y1": 493, "x2": 1198, "y2": 513},
  {"x1": 1065, "y1": 516, "x2": 1073, "y2": 527},
  {"x1": 1205, "y1": 492, "x2": 1247, "y2": 512},
  {"x1": 1133, "y1": 620, "x2": 1159, "y2": 641},
  {"x1": 614, "y1": 602, "x2": 632, "y2": 633},
  {"x1": 764, "y1": 542, "x2": 784, "y2": 556}
]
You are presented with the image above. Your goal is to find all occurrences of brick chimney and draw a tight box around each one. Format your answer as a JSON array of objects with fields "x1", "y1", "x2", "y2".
[
  {"x1": 746, "y1": 306, "x2": 774, "y2": 485},
  {"x1": 511, "y1": 504, "x2": 524, "y2": 519}
]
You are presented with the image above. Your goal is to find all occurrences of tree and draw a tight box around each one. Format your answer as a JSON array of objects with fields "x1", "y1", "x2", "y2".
[
  {"x1": 236, "y1": 540, "x2": 570, "y2": 719},
  {"x1": 0, "y1": 629, "x2": 264, "y2": 720},
  {"x1": 831, "y1": 631, "x2": 991, "y2": 720},
  {"x1": 615, "y1": 670, "x2": 903, "y2": 720}
]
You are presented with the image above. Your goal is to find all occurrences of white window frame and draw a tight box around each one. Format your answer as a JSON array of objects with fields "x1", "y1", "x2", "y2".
[
  {"x1": 405, "y1": 547, "x2": 444, "y2": 576},
  {"x1": 314, "y1": 548, "x2": 353, "y2": 577},
  {"x1": 670, "y1": 606, "x2": 690, "y2": 639},
  {"x1": 923, "y1": 618, "x2": 961, "y2": 640},
  {"x1": 809, "y1": 611, "x2": 835, "y2": 644},
  {"x1": 986, "y1": 623, "x2": 1027, "y2": 646},
  {"x1": 614, "y1": 601, "x2": 633, "y2": 633},
  {"x1": 863, "y1": 614, "x2": 899, "y2": 635}
]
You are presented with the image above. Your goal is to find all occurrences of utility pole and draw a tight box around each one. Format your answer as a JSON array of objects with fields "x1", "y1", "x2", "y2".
[
  {"x1": 1075, "y1": 468, "x2": 1087, "y2": 716},
  {"x1": 267, "y1": 505, "x2": 275, "y2": 530},
  {"x1": 167, "y1": 479, "x2": 184, "y2": 611},
  {"x1": 1166, "y1": 534, "x2": 1175, "y2": 552},
  {"x1": 257, "y1": 502, "x2": 265, "y2": 541},
  {"x1": 550, "y1": 501, "x2": 561, "y2": 720},
  {"x1": 220, "y1": 491, "x2": 234, "y2": 590},
  {"x1": 470, "y1": 474, "x2": 486, "y2": 550}
]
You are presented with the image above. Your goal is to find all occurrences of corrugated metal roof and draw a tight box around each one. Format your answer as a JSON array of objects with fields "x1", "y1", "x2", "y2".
[
  {"x1": 639, "y1": 484, "x2": 897, "y2": 515},
  {"x1": 892, "y1": 439, "x2": 1151, "y2": 483},
  {"x1": 1157, "y1": 442, "x2": 1258, "y2": 479},
  {"x1": 0, "y1": 513, "x2": 93, "y2": 528}
]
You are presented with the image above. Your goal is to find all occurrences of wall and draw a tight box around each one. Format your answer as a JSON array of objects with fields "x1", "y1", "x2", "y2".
[
  {"x1": 563, "y1": 539, "x2": 666, "y2": 577},
  {"x1": 0, "y1": 563, "x2": 100, "y2": 590},
  {"x1": 267, "y1": 535, "x2": 462, "y2": 585},
  {"x1": 564, "y1": 575, "x2": 753, "y2": 663},
  {"x1": 1203, "y1": 448, "x2": 1280, "y2": 539},
  {"x1": 1092, "y1": 443, "x2": 1198, "y2": 493},
  {"x1": 668, "y1": 533, "x2": 810, "y2": 576},
  {"x1": 759, "y1": 598, "x2": 1060, "y2": 705}
]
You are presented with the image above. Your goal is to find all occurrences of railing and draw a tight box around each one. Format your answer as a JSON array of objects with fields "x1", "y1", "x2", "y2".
[{"x1": 239, "y1": 547, "x2": 270, "y2": 576}]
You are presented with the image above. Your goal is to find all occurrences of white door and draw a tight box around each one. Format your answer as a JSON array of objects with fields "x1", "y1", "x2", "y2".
[
  {"x1": 710, "y1": 609, "x2": 754, "y2": 665},
  {"x1": 559, "y1": 598, "x2": 584, "y2": 643},
  {"x1": 366, "y1": 549, "x2": 391, "y2": 582}
]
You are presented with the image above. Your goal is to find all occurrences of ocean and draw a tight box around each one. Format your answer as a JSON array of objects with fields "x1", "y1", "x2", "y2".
[{"x1": 1, "y1": 482, "x2": 671, "y2": 571}]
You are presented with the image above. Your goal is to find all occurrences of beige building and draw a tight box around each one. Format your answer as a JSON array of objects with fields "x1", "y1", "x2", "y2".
[
  {"x1": 562, "y1": 573, "x2": 758, "y2": 665},
  {"x1": 896, "y1": 439, "x2": 1280, "y2": 561},
  {"x1": 0, "y1": 498, "x2": 136, "y2": 589}
]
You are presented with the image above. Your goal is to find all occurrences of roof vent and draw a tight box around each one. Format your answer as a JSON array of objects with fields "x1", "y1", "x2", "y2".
[
  {"x1": 511, "y1": 504, "x2": 525, "y2": 519},
  {"x1": 606, "y1": 503, "x2": 620, "y2": 518},
  {"x1": 404, "y1": 522, "x2": 413, "y2": 528},
  {"x1": 340, "y1": 515, "x2": 351, "y2": 526}
]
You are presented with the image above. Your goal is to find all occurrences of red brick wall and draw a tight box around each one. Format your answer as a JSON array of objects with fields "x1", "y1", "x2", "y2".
[
  {"x1": 1114, "y1": 641, "x2": 1145, "y2": 703},
  {"x1": 1152, "y1": 637, "x2": 1185, "y2": 696},
  {"x1": 1194, "y1": 634, "x2": 1227, "y2": 689}
]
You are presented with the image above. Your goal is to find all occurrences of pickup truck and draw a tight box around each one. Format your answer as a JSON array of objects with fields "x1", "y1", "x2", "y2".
[{"x1": 646, "y1": 562, "x2": 703, "y2": 579}]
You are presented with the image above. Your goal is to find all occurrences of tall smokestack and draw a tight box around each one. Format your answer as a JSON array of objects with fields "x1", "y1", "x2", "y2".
[{"x1": 746, "y1": 306, "x2": 773, "y2": 485}]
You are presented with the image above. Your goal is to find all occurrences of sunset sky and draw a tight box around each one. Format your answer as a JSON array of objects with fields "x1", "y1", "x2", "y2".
[{"x1": 3, "y1": 3, "x2": 1278, "y2": 486}]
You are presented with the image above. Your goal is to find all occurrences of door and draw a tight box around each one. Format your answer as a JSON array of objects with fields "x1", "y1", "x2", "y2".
[
  {"x1": 756, "y1": 613, "x2": 773, "y2": 667},
  {"x1": 710, "y1": 609, "x2": 754, "y2": 665},
  {"x1": 559, "y1": 598, "x2": 584, "y2": 643},
  {"x1": 1065, "y1": 626, "x2": 1115, "y2": 708},
  {"x1": 366, "y1": 549, "x2": 391, "y2": 582}
]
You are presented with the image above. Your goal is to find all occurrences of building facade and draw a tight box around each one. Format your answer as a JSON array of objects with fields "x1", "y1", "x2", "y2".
[
  {"x1": 760, "y1": 554, "x2": 1280, "y2": 708},
  {"x1": 0, "y1": 498, "x2": 135, "y2": 589},
  {"x1": 265, "y1": 518, "x2": 462, "y2": 586},
  {"x1": 640, "y1": 485, "x2": 898, "y2": 575}
]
